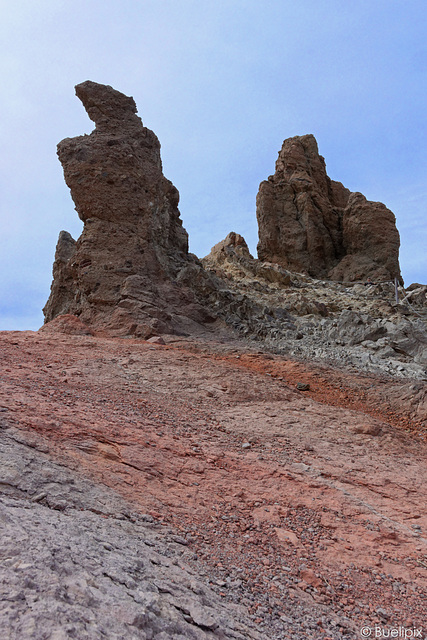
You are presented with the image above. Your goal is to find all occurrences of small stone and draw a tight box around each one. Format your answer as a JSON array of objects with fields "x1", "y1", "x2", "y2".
[
  {"x1": 350, "y1": 423, "x2": 381, "y2": 436},
  {"x1": 51, "y1": 500, "x2": 67, "y2": 511},
  {"x1": 296, "y1": 382, "x2": 310, "y2": 391},
  {"x1": 147, "y1": 336, "x2": 166, "y2": 345},
  {"x1": 241, "y1": 442, "x2": 251, "y2": 449},
  {"x1": 32, "y1": 492, "x2": 47, "y2": 502},
  {"x1": 189, "y1": 604, "x2": 218, "y2": 630}
]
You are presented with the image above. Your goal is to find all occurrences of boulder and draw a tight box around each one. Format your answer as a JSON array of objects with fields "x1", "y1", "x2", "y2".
[{"x1": 39, "y1": 314, "x2": 94, "y2": 336}]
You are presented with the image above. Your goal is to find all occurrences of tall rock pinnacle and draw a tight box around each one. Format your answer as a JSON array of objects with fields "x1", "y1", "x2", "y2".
[
  {"x1": 256, "y1": 134, "x2": 402, "y2": 283},
  {"x1": 43, "y1": 81, "x2": 209, "y2": 337}
]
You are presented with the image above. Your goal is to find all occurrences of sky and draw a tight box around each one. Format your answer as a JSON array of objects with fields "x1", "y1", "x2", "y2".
[{"x1": 1, "y1": 0, "x2": 426, "y2": 330}]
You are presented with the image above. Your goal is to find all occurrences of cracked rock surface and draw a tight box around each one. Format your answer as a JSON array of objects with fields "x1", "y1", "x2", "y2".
[
  {"x1": 0, "y1": 425, "x2": 261, "y2": 640},
  {"x1": 0, "y1": 330, "x2": 426, "y2": 638},
  {"x1": 256, "y1": 134, "x2": 401, "y2": 283}
]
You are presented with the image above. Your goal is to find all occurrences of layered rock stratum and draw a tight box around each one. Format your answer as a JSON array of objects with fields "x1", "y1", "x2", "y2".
[{"x1": 1, "y1": 330, "x2": 426, "y2": 639}]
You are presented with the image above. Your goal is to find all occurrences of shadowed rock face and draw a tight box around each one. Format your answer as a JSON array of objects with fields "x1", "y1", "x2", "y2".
[
  {"x1": 44, "y1": 81, "x2": 210, "y2": 337},
  {"x1": 256, "y1": 134, "x2": 402, "y2": 283},
  {"x1": 43, "y1": 230, "x2": 77, "y2": 320}
]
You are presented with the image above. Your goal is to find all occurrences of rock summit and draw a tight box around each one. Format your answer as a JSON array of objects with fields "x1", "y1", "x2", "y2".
[
  {"x1": 44, "y1": 81, "x2": 211, "y2": 338},
  {"x1": 256, "y1": 134, "x2": 402, "y2": 283}
]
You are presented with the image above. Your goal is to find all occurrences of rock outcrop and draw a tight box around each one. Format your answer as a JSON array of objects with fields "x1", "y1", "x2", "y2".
[
  {"x1": 44, "y1": 82, "x2": 426, "y2": 381},
  {"x1": 203, "y1": 231, "x2": 427, "y2": 380},
  {"x1": 256, "y1": 134, "x2": 402, "y2": 283},
  {"x1": 44, "y1": 81, "x2": 213, "y2": 338}
]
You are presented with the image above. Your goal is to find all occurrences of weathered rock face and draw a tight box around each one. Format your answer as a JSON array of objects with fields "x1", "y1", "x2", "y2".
[
  {"x1": 202, "y1": 232, "x2": 292, "y2": 288},
  {"x1": 203, "y1": 230, "x2": 427, "y2": 380},
  {"x1": 256, "y1": 134, "x2": 402, "y2": 283},
  {"x1": 43, "y1": 81, "x2": 211, "y2": 337},
  {"x1": 43, "y1": 230, "x2": 77, "y2": 320}
]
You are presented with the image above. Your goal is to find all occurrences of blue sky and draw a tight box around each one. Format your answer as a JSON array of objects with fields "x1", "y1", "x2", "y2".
[{"x1": 1, "y1": 0, "x2": 426, "y2": 329}]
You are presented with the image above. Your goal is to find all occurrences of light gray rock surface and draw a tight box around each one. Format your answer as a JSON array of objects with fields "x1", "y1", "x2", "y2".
[
  {"x1": 0, "y1": 423, "x2": 262, "y2": 640},
  {"x1": 203, "y1": 237, "x2": 427, "y2": 380},
  {"x1": 0, "y1": 418, "x2": 359, "y2": 640}
]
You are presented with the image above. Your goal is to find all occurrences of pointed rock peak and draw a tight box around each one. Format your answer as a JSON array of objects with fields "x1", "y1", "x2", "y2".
[
  {"x1": 221, "y1": 232, "x2": 251, "y2": 253},
  {"x1": 257, "y1": 134, "x2": 401, "y2": 283},
  {"x1": 204, "y1": 232, "x2": 253, "y2": 263},
  {"x1": 279, "y1": 133, "x2": 319, "y2": 157},
  {"x1": 75, "y1": 80, "x2": 140, "y2": 131},
  {"x1": 44, "y1": 81, "x2": 208, "y2": 337}
]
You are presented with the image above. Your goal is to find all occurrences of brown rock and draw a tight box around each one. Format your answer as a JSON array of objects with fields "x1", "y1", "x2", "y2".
[
  {"x1": 205, "y1": 232, "x2": 253, "y2": 265},
  {"x1": 256, "y1": 134, "x2": 402, "y2": 283},
  {"x1": 275, "y1": 528, "x2": 300, "y2": 546},
  {"x1": 147, "y1": 336, "x2": 166, "y2": 345},
  {"x1": 39, "y1": 314, "x2": 94, "y2": 336},
  {"x1": 43, "y1": 81, "x2": 212, "y2": 337},
  {"x1": 299, "y1": 569, "x2": 323, "y2": 589},
  {"x1": 349, "y1": 422, "x2": 382, "y2": 436},
  {"x1": 202, "y1": 232, "x2": 292, "y2": 288},
  {"x1": 43, "y1": 231, "x2": 77, "y2": 320}
]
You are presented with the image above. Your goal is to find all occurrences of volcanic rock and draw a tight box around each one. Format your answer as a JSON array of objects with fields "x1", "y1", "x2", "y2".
[
  {"x1": 43, "y1": 81, "x2": 213, "y2": 338},
  {"x1": 38, "y1": 313, "x2": 94, "y2": 336},
  {"x1": 44, "y1": 82, "x2": 426, "y2": 382},
  {"x1": 202, "y1": 232, "x2": 292, "y2": 288},
  {"x1": 42, "y1": 230, "x2": 77, "y2": 320},
  {"x1": 256, "y1": 134, "x2": 402, "y2": 283},
  {"x1": 203, "y1": 231, "x2": 427, "y2": 379}
]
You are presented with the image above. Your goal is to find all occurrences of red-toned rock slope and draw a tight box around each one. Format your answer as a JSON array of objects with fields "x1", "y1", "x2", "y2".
[{"x1": 1, "y1": 329, "x2": 426, "y2": 638}]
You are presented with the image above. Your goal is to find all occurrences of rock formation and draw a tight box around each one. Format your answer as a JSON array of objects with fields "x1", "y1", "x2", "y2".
[
  {"x1": 202, "y1": 232, "x2": 292, "y2": 288},
  {"x1": 203, "y1": 232, "x2": 427, "y2": 379},
  {"x1": 256, "y1": 134, "x2": 402, "y2": 283},
  {"x1": 44, "y1": 81, "x2": 212, "y2": 338},
  {"x1": 44, "y1": 82, "x2": 426, "y2": 381}
]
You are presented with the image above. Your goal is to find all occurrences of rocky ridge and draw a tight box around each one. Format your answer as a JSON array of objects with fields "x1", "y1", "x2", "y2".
[
  {"x1": 43, "y1": 81, "x2": 426, "y2": 382},
  {"x1": 202, "y1": 233, "x2": 427, "y2": 381}
]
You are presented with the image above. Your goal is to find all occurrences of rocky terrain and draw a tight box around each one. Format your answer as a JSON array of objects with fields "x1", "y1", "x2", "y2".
[
  {"x1": 43, "y1": 82, "x2": 427, "y2": 382},
  {"x1": 202, "y1": 233, "x2": 427, "y2": 382},
  {"x1": 0, "y1": 330, "x2": 426, "y2": 639},
  {"x1": 1, "y1": 81, "x2": 426, "y2": 638}
]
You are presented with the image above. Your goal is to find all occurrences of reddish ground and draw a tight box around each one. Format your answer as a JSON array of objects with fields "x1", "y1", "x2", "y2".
[{"x1": 1, "y1": 330, "x2": 426, "y2": 634}]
